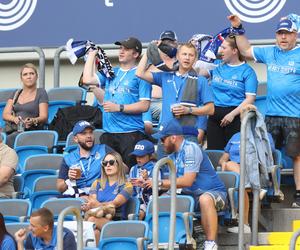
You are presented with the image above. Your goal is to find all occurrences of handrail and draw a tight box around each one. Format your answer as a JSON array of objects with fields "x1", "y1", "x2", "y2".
[
  {"x1": 53, "y1": 46, "x2": 66, "y2": 88},
  {"x1": 0, "y1": 47, "x2": 45, "y2": 88},
  {"x1": 152, "y1": 157, "x2": 177, "y2": 250},
  {"x1": 289, "y1": 228, "x2": 300, "y2": 250},
  {"x1": 57, "y1": 206, "x2": 83, "y2": 250},
  {"x1": 238, "y1": 110, "x2": 256, "y2": 250}
]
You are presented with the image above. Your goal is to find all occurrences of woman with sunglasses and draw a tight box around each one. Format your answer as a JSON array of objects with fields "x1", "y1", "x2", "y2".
[
  {"x1": 81, "y1": 151, "x2": 132, "y2": 243},
  {"x1": 204, "y1": 35, "x2": 258, "y2": 150}
]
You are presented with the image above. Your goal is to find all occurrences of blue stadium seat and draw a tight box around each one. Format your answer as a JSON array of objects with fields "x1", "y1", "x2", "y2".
[
  {"x1": 99, "y1": 221, "x2": 149, "y2": 250},
  {"x1": 0, "y1": 199, "x2": 31, "y2": 223},
  {"x1": 30, "y1": 190, "x2": 60, "y2": 212},
  {"x1": 47, "y1": 87, "x2": 87, "y2": 104},
  {"x1": 205, "y1": 149, "x2": 224, "y2": 170},
  {"x1": 48, "y1": 100, "x2": 76, "y2": 124}
]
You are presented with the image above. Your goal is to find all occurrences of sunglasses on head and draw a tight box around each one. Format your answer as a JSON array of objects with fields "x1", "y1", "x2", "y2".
[{"x1": 102, "y1": 159, "x2": 116, "y2": 167}]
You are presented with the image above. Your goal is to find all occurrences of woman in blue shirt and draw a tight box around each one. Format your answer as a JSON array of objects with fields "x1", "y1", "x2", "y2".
[
  {"x1": 0, "y1": 212, "x2": 17, "y2": 250},
  {"x1": 206, "y1": 36, "x2": 258, "y2": 150},
  {"x1": 82, "y1": 151, "x2": 132, "y2": 244}
]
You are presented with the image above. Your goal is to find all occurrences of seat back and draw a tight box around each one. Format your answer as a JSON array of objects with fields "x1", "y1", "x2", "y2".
[
  {"x1": 13, "y1": 175, "x2": 24, "y2": 193},
  {"x1": 65, "y1": 129, "x2": 105, "y2": 148},
  {"x1": 14, "y1": 130, "x2": 59, "y2": 153},
  {"x1": 205, "y1": 150, "x2": 224, "y2": 170},
  {"x1": 24, "y1": 154, "x2": 63, "y2": 171},
  {"x1": 125, "y1": 197, "x2": 140, "y2": 220},
  {"x1": 217, "y1": 171, "x2": 239, "y2": 190},
  {"x1": 0, "y1": 88, "x2": 17, "y2": 102},
  {"x1": 30, "y1": 190, "x2": 60, "y2": 211},
  {"x1": 6, "y1": 222, "x2": 30, "y2": 236},
  {"x1": 33, "y1": 175, "x2": 58, "y2": 192},
  {"x1": 41, "y1": 198, "x2": 83, "y2": 220},
  {"x1": 47, "y1": 87, "x2": 87, "y2": 103},
  {"x1": 0, "y1": 199, "x2": 31, "y2": 221},
  {"x1": 48, "y1": 100, "x2": 77, "y2": 124}
]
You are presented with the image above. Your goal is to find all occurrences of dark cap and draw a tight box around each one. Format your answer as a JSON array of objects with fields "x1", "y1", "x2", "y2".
[
  {"x1": 160, "y1": 30, "x2": 178, "y2": 41},
  {"x1": 276, "y1": 19, "x2": 297, "y2": 33},
  {"x1": 72, "y1": 121, "x2": 95, "y2": 136},
  {"x1": 115, "y1": 37, "x2": 142, "y2": 55},
  {"x1": 152, "y1": 118, "x2": 183, "y2": 140}
]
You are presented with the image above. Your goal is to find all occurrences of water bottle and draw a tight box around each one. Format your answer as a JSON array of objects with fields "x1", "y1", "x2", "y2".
[{"x1": 17, "y1": 117, "x2": 24, "y2": 132}]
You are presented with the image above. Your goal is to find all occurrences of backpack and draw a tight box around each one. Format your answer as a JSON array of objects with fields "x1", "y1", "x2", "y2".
[{"x1": 49, "y1": 105, "x2": 102, "y2": 141}]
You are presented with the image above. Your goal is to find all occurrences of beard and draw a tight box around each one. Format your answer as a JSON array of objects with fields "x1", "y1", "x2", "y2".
[
  {"x1": 78, "y1": 140, "x2": 94, "y2": 151},
  {"x1": 164, "y1": 143, "x2": 176, "y2": 154}
]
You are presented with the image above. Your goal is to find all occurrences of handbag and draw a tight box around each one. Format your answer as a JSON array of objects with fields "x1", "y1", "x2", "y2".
[{"x1": 4, "y1": 89, "x2": 23, "y2": 135}]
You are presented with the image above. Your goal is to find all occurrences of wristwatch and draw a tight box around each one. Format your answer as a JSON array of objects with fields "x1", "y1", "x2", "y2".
[
  {"x1": 119, "y1": 104, "x2": 124, "y2": 112},
  {"x1": 188, "y1": 107, "x2": 193, "y2": 114}
]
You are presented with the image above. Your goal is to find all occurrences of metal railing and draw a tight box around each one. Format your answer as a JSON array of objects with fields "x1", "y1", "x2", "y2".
[
  {"x1": 152, "y1": 157, "x2": 177, "y2": 250},
  {"x1": 0, "y1": 47, "x2": 45, "y2": 88},
  {"x1": 289, "y1": 228, "x2": 300, "y2": 250},
  {"x1": 238, "y1": 110, "x2": 261, "y2": 249},
  {"x1": 57, "y1": 206, "x2": 83, "y2": 250}
]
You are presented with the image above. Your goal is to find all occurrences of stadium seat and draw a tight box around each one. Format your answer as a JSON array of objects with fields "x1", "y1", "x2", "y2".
[
  {"x1": 30, "y1": 190, "x2": 60, "y2": 211},
  {"x1": 0, "y1": 88, "x2": 18, "y2": 103},
  {"x1": 12, "y1": 174, "x2": 24, "y2": 199},
  {"x1": 6, "y1": 222, "x2": 30, "y2": 235},
  {"x1": 125, "y1": 197, "x2": 140, "y2": 220},
  {"x1": 205, "y1": 149, "x2": 224, "y2": 170},
  {"x1": 47, "y1": 87, "x2": 87, "y2": 104},
  {"x1": 48, "y1": 100, "x2": 76, "y2": 124},
  {"x1": 0, "y1": 199, "x2": 31, "y2": 223},
  {"x1": 41, "y1": 198, "x2": 84, "y2": 221},
  {"x1": 144, "y1": 195, "x2": 194, "y2": 248},
  {"x1": 64, "y1": 129, "x2": 105, "y2": 153},
  {"x1": 22, "y1": 172, "x2": 57, "y2": 198},
  {"x1": 99, "y1": 220, "x2": 149, "y2": 250},
  {"x1": 14, "y1": 130, "x2": 59, "y2": 153},
  {"x1": 23, "y1": 154, "x2": 63, "y2": 172},
  {"x1": 0, "y1": 102, "x2": 6, "y2": 129}
]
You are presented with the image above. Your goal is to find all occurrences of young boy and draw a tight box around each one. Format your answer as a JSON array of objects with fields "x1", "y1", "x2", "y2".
[{"x1": 129, "y1": 139, "x2": 161, "y2": 219}]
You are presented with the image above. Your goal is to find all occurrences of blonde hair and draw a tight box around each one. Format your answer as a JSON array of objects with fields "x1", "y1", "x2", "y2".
[
  {"x1": 20, "y1": 63, "x2": 38, "y2": 78},
  {"x1": 177, "y1": 42, "x2": 198, "y2": 60},
  {"x1": 100, "y1": 151, "x2": 127, "y2": 189}
]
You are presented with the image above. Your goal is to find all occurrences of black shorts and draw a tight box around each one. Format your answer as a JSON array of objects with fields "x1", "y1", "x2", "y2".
[{"x1": 265, "y1": 116, "x2": 300, "y2": 158}]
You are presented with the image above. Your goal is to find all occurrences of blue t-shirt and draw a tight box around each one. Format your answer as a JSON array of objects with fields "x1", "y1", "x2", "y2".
[
  {"x1": 152, "y1": 71, "x2": 214, "y2": 126},
  {"x1": 59, "y1": 144, "x2": 112, "y2": 189},
  {"x1": 210, "y1": 60, "x2": 258, "y2": 107},
  {"x1": 169, "y1": 140, "x2": 226, "y2": 194},
  {"x1": 97, "y1": 67, "x2": 151, "y2": 132},
  {"x1": 225, "y1": 132, "x2": 275, "y2": 163},
  {"x1": 1, "y1": 234, "x2": 16, "y2": 250},
  {"x1": 253, "y1": 46, "x2": 300, "y2": 118},
  {"x1": 24, "y1": 226, "x2": 76, "y2": 250}
]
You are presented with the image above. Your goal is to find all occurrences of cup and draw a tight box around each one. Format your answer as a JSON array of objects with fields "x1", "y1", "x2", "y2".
[
  {"x1": 170, "y1": 103, "x2": 182, "y2": 118},
  {"x1": 70, "y1": 164, "x2": 82, "y2": 179},
  {"x1": 17, "y1": 119, "x2": 25, "y2": 132}
]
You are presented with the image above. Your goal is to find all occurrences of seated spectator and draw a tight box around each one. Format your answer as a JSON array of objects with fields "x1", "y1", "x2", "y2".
[
  {"x1": 219, "y1": 104, "x2": 275, "y2": 233},
  {"x1": 146, "y1": 118, "x2": 227, "y2": 250},
  {"x1": 15, "y1": 208, "x2": 76, "y2": 250},
  {"x1": 81, "y1": 151, "x2": 133, "y2": 244},
  {"x1": 129, "y1": 139, "x2": 162, "y2": 219},
  {"x1": 2, "y1": 63, "x2": 48, "y2": 148},
  {"x1": 0, "y1": 212, "x2": 17, "y2": 249},
  {"x1": 57, "y1": 121, "x2": 113, "y2": 197},
  {"x1": 0, "y1": 125, "x2": 18, "y2": 198}
]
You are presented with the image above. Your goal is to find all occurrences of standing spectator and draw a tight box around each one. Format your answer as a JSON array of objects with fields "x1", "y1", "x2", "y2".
[
  {"x1": 2, "y1": 63, "x2": 48, "y2": 148},
  {"x1": 228, "y1": 14, "x2": 300, "y2": 207},
  {"x1": 146, "y1": 118, "x2": 227, "y2": 250},
  {"x1": 0, "y1": 125, "x2": 18, "y2": 198},
  {"x1": 137, "y1": 42, "x2": 214, "y2": 160},
  {"x1": 0, "y1": 212, "x2": 17, "y2": 249},
  {"x1": 15, "y1": 208, "x2": 76, "y2": 250},
  {"x1": 203, "y1": 35, "x2": 258, "y2": 150},
  {"x1": 57, "y1": 121, "x2": 113, "y2": 197},
  {"x1": 82, "y1": 37, "x2": 151, "y2": 167}
]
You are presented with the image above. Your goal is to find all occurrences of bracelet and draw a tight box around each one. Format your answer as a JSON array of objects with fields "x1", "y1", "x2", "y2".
[
  {"x1": 32, "y1": 118, "x2": 38, "y2": 126},
  {"x1": 119, "y1": 104, "x2": 124, "y2": 112}
]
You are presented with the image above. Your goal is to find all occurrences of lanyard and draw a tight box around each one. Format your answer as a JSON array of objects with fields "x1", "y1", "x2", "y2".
[
  {"x1": 111, "y1": 67, "x2": 136, "y2": 96},
  {"x1": 79, "y1": 157, "x2": 92, "y2": 176},
  {"x1": 172, "y1": 73, "x2": 187, "y2": 101}
]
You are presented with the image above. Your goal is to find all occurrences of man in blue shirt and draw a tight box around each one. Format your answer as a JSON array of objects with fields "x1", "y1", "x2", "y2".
[
  {"x1": 15, "y1": 208, "x2": 76, "y2": 250},
  {"x1": 228, "y1": 14, "x2": 300, "y2": 207},
  {"x1": 149, "y1": 118, "x2": 226, "y2": 250},
  {"x1": 82, "y1": 37, "x2": 151, "y2": 168},
  {"x1": 57, "y1": 120, "x2": 112, "y2": 197}
]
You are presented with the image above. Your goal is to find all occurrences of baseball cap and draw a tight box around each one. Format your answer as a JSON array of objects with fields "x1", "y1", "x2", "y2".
[
  {"x1": 276, "y1": 19, "x2": 297, "y2": 33},
  {"x1": 72, "y1": 121, "x2": 95, "y2": 136},
  {"x1": 160, "y1": 30, "x2": 178, "y2": 41},
  {"x1": 115, "y1": 37, "x2": 142, "y2": 55},
  {"x1": 130, "y1": 140, "x2": 155, "y2": 156},
  {"x1": 152, "y1": 118, "x2": 183, "y2": 140}
]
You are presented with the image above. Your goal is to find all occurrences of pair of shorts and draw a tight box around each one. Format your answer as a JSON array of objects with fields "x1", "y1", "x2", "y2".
[{"x1": 265, "y1": 116, "x2": 300, "y2": 158}]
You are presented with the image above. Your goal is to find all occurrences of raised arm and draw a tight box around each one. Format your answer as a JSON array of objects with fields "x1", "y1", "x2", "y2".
[
  {"x1": 227, "y1": 15, "x2": 254, "y2": 60},
  {"x1": 136, "y1": 53, "x2": 154, "y2": 83}
]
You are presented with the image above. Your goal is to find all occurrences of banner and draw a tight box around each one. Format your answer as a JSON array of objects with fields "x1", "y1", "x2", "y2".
[{"x1": 0, "y1": 0, "x2": 299, "y2": 47}]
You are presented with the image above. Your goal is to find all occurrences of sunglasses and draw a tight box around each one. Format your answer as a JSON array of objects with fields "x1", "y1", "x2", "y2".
[{"x1": 102, "y1": 159, "x2": 117, "y2": 167}]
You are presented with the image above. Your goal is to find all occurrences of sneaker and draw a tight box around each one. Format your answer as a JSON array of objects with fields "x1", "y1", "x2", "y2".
[
  {"x1": 292, "y1": 194, "x2": 300, "y2": 208},
  {"x1": 203, "y1": 240, "x2": 218, "y2": 250},
  {"x1": 259, "y1": 189, "x2": 267, "y2": 200},
  {"x1": 227, "y1": 224, "x2": 251, "y2": 234}
]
